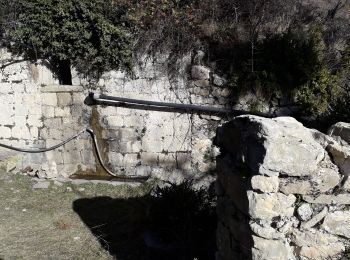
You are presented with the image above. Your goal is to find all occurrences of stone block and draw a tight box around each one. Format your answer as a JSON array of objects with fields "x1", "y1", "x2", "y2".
[
  {"x1": 0, "y1": 126, "x2": 12, "y2": 139},
  {"x1": 252, "y1": 236, "x2": 291, "y2": 260},
  {"x1": 54, "y1": 107, "x2": 71, "y2": 117},
  {"x1": 72, "y1": 92, "x2": 85, "y2": 104},
  {"x1": 247, "y1": 191, "x2": 296, "y2": 219},
  {"x1": 43, "y1": 118, "x2": 62, "y2": 128},
  {"x1": 158, "y1": 153, "x2": 177, "y2": 168},
  {"x1": 57, "y1": 93, "x2": 72, "y2": 107},
  {"x1": 123, "y1": 153, "x2": 139, "y2": 167},
  {"x1": 27, "y1": 115, "x2": 43, "y2": 127},
  {"x1": 41, "y1": 84, "x2": 83, "y2": 93},
  {"x1": 140, "y1": 152, "x2": 158, "y2": 165},
  {"x1": 29, "y1": 126, "x2": 39, "y2": 139},
  {"x1": 103, "y1": 115, "x2": 124, "y2": 128},
  {"x1": 291, "y1": 228, "x2": 339, "y2": 247},
  {"x1": 303, "y1": 194, "x2": 350, "y2": 204},
  {"x1": 299, "y1": 243, "x2": 345, "y2": 260},
  {"x1": 14, "y1": 116, "x2": 27, "y2": 127},
  {"x1": 12, "y1": 126, "x2": 31, "y2": 139},
  {"x1": 134, "y1": 165, "x2": 151, "y2": 177},
  {"x1": 175, "y1": 152, "x2": 192, "y2": 170},
  {"x1": 42, "y1": 106, "x2": 55, "y2": 118},
  {"x1": 0, "y1": 83, "x2": 13, "y2": 94},
  {"x1": 41, "y1": 93, "x2": 57, "y2": 106},
  {"x1": 280, "y1": 167, "x2": 341, "y2": 195},
  {"x1": 322, "y1": 211, "x2": 350, "y2": 238},
  {"x1": 191, "y1": 65, "x2": 210, "y2": 80},
  {"x1": 251, "y1": 176, "x2": 279, "y2": 193},
  {"x1": 62, "y1": 150, "x2": 81, "y2": 164}
]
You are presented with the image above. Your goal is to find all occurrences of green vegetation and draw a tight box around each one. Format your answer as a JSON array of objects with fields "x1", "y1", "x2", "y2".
[{"x1": 2, "y1": 0, "x2": 131, "y2": 84}]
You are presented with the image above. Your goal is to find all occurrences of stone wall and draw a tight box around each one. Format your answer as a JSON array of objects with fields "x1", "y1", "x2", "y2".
[
  {"x1": 0, "y1": 48, "x2": 230, "y2": 182},
  {"x1": 215, "y1": 115, "x2": 350, "y2": 260}
]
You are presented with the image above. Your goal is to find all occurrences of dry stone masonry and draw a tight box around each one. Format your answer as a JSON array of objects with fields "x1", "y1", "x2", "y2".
[
  {"x1": 215, "y1": 115, "x2": 350, "y2": 260},
  {"x1": 0, "y1": 48, "x2": 230, "y2": 182}
]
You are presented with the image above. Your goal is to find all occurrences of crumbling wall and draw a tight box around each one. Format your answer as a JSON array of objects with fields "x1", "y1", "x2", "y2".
[
  {"x1": 0, "y1": 48, "x2": 229, "y2": 182},
  {"x1": 215, "y1": 115, "x2": 350, "y2": 260}
]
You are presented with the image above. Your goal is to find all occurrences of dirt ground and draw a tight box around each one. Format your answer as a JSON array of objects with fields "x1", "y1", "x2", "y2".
[{"x1": 0, "y1": 170, "x2": 152, "y2": 260}]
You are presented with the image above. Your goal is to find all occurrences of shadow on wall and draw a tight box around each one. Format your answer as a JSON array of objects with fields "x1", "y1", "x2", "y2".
[{"x1": 72, "y1": 183, "x2": 217, "y2": 260}]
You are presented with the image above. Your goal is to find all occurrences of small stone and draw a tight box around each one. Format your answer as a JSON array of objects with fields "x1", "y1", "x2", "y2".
[
  {"x1": 5, "y1": 207, "x2": 10, "y2": 210},
  {"x1": 213, "y1": 74, "x2": 227, "y2": 86},
  {"x1": 66, "y1": 187, "x2": 72, "y2": 192},
  {"x1": 297, "y1": 204, "x2": 313, "y2": 221},
  {"x1": 22, "y1": 209, "x2": 27, "y2": 212},
  {"x1": 32, "y1": 181, "x2": 50, "y2": 189},
  {"x1": 78, "y1": 188, "x2": 85, "y2": 192},
  {"x1": 250, "y1": 222, "x2": 283, "y2": 239},
  {"x1": 300, "y1": 207, "x2": 328, "y2": 229},
  {"x1": 191, "y1": 65, "x2": 210, "y2": 80},
  {"x1": 73, "y1": 236, "x2": 80, "y2": 240}
]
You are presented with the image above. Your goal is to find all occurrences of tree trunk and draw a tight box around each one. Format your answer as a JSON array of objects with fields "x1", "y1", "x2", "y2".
[{"x1": 57, "y1": 60, "x2": 72, "y2": 85}]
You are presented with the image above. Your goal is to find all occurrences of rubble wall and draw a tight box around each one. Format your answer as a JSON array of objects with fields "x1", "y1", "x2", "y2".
[
  {"x1": 215, "y1": 115, "x2": 350, "y2": 260},
  {"x1": 0, "y1": 48, "x2": 230, "y2": 182}
]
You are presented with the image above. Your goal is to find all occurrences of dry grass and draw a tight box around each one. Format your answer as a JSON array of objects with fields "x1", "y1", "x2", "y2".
[{"x1": 0, "y1": 170, "x2": 152, "y2": 260}]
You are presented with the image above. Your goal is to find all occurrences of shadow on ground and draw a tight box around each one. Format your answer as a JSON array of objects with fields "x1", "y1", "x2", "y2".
[{"x1": 73, "y1": 189, "x2": 217, "y2": 260}]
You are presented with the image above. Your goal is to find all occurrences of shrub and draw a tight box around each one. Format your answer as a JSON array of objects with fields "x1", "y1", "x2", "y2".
[{"x1": 3, "y1": 0, "x2": 131, "y2": 84}]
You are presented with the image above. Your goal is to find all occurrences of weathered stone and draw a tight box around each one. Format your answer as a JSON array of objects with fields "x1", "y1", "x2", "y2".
[
  {"x1": 297, "y1": 204, "x2": 313, "y2": 221},
  {"x1": 216, "y1": 116, "x2": 327, "y2": 177},
  {"x1": 322, "y1": 211, "x2": 350, "y2": 238},
  {"x1": 213, "y1": 74, "x2": 227, "y2": 87},
  {"x1": 193, "y1": 80, "x2": 210, "y2": 88},
  {"x1": 57, "y1": 93, "x2": 72, "y2": 107},
  {"x1": 191, "y1": 65, "x2": 211, "y2": 80},
  {"x1": 247, "y1": 191, "x2": 296, "y2": 219},
  {"x1": 299, "y1": 243, "x2": 344, "y2": 260},
  {"x1": 134, "y1": 165, "x2": 151, "y2": 177},
  {"x1": 250, "y1": 222, "x2": 283, "y2": 240},
  {"x1": 11, "y1": 126, "x2": 31, "y2": 139},
  {"x1": 303, "y1": 194, "x2": 350, "y2": 204},
  {"x1": 54, "y1": 107, "x2": 70, "y2": 117},
  {"x1": 280, "y1": 167, "x2": 341, "y2": 195},
  {"x1": 291, "y1": 228, "x2": 339, "y2": 246},
  {"x1": 251, "y1": 175, "x2": 279, "y2": 193},
  {"x1": 328, "y1": 122, "x2": 350, "y2": 144},
  {"x1": 300, "y1": 207, "x2": 328, "y2": 229},
  {"x1": 343, "y1": 177, "x2": 350, "y2": 191},
  {"x1": 27, "y1": 115, "x2": 43, "y2": 127},
  {"x1": 41, "y1": 93, "x2": 57, "y2": 106},
  {"x1": 252, "y1": 236, "x2": 291, "y2": 260},
  {"x1": 41, "y1": 84, "x2": 83, "y2": 93},
  {"x1": 280, "y1": 179, "x2": 312, "y2": 195},
  {"x1": 0, "y1": 126, "x2": 12, "y2": 139}
]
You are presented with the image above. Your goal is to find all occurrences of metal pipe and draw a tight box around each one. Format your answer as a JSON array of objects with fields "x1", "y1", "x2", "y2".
[
  {"x1": 86, "y1": 92, "x2": 272, "y2": 118},
  {"x1": 0, "y1": 128, "x2": 149, "y2": 182}
]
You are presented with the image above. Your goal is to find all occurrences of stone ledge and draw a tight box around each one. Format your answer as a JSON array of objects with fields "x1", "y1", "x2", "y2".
[{"x1": 41, "y1": 84, "x2": 84, "y2": 93}]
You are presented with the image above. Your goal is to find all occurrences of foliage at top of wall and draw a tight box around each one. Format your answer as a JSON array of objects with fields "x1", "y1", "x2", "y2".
[{"x1": 1, "y1": 0, "x2": 132, "y2": 85}]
